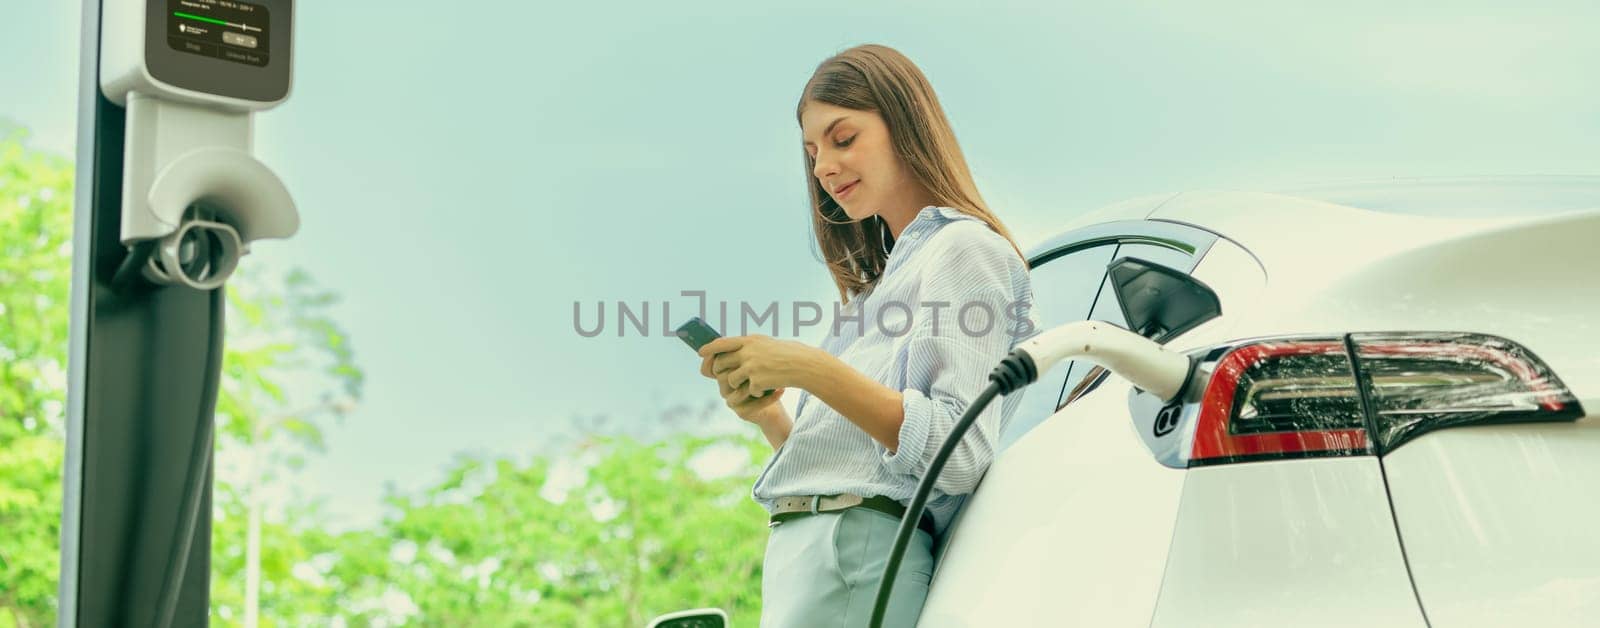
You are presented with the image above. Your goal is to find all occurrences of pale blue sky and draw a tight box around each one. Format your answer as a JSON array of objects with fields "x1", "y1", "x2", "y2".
[{"x1": 5, "y1": 1, "x2": 1597, "y2": 528}]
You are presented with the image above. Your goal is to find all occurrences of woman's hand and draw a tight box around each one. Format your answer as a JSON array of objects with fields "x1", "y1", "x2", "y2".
[
  {"x1": 697, "y1": 335, "x2": 821, "y2": 398},
  {"x1": 719, "y1": 379, "x2": 786, "y2": 425}
]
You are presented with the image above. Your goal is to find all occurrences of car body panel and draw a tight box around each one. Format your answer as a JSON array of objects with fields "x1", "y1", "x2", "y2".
[
  {"x1": 1382, "y1": 422, "x2": 1600, "y2": 627},
  {"x1": 1150, "y1": 459, "x2": 1427, "y2": 628},
  {"x1": 920, "y1": 229, "x2": 1264, "y2": 627},
  {"x1": 1272, "y1": 176, "x2": 1600, "y2": 218},
  {"x1": 1297, "y1": 209, "x2": 1600, "y2": 410},
  {"x1": 1146, "y1": 196, "x2": 1600, "y2": 626},
  {"x1": 920, "y1": 185, "x2": 1599, "y2": 626},
  {"x1": 1151, "y1": 193, "x2": 1599, "y2": 409},
  {"x1": 919, "y1": 378, "x2": 1185, "y2": 627}
]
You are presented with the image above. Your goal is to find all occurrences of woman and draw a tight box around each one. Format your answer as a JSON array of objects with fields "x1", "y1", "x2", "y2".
[{"x1": 697, "y1": 44, "x2": 1035, "y2": 627}]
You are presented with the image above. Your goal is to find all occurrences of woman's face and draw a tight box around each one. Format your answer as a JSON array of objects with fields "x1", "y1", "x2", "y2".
[{"x1": 801, "y1": 101, "x2": 920, "y2": 223}]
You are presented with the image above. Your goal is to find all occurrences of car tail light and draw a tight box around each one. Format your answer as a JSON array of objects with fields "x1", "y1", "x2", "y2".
[
  {"x1": 1190, "y1": 339, "x2": 1369, "y2": 466},
  {"x1": 1185, "y1": 333, "x2": 1583, "y2": 467},
  {"x1": 1349, "y1": 332, "x2": 1583, "y2": 451}
]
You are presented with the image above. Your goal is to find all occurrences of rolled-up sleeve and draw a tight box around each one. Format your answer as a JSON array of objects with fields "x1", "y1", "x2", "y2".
[{"x1": 880, "y1": 225, "x2": 1033, "y2": 496}]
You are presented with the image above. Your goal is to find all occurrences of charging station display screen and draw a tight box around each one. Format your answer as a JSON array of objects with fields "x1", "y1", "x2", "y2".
[{"x1": 167, "y1": 0, "x2": 271, "y2": 67}]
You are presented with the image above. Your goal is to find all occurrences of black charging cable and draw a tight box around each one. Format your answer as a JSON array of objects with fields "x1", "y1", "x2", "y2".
[
  {"x1": 151, "y1": 284, "x2": 225, "y2": 627},
  {"x1": 868, "y1": 349, "x2": 1037, "y2": 628},
  {"x1": 111, "y1": 239, "x2": 157, "y2": 293}
]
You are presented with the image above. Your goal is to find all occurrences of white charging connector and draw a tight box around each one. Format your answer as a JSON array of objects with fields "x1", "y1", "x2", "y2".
[{"x1": 1011, "y1": 319, "x2": 1194, "y2": 402}]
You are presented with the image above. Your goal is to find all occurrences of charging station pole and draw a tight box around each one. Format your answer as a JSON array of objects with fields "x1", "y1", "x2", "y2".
[
  {"x1": 62, "y1": 1, "x2": 217, "y2": 623},
  {"x1": 61, "y1": 1, "x2": 296, "y2": 625}
]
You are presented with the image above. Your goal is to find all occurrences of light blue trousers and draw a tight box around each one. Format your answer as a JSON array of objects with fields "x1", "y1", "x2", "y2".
[{"x1": 760, "y1": 507, "x2": 935, "y2": 628}]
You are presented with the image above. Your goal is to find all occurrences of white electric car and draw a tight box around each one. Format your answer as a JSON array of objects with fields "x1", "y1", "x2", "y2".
[
  {"x1": 920, "y1": 177, "x2": 1600, "y2": 627},
  {"x1": 647, "y1": 177, "x2": 1599, "y2": 628}
]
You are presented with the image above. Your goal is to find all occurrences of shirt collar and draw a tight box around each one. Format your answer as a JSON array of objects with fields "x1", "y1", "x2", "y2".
[
  {"x1": 847, "y1": 206, "x2": 973, "y2": 306},
  {"x1": 892, "y1": 205, "x2": 978, "y2": 248},
  {"x1": 909, "y1": 204, "x2": 975, "y2": 230},
  {"x1": 879, "y1": 205, "x2": 981, "y2": 274}
]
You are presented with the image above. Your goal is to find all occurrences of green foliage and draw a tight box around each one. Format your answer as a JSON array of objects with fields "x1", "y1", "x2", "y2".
[
  {"x1": 0, "y1": 126, "x2": 73, "y2": 626},
  {"x1": 0, "y1": 129, "x2": 771, "y2": 627},
  {"x1": 209, "y1": 482, "x2": 353, "y2": 626},
  {"x1": 207, "y1": 431, "x2": 771, "y2": 627},
  {"x1": 215, "y1": 263, "x2": 364, "y2": 455},
  {"x1": 207, "y1": 265, "x2": 367, "y2": 626},
  {"x1": 362, "y1": 433, "x2": 771, "y2": 627}
]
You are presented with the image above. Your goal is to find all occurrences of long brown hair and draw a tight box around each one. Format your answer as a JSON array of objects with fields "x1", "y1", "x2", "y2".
[{"x1": 799, "y1": 44, "x2": 1026, "y2": 304}]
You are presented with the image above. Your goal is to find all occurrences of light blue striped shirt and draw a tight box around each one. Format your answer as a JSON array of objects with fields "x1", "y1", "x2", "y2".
[{"x1": 752, "y1": 205, "x2": 1038, "y2": 535}]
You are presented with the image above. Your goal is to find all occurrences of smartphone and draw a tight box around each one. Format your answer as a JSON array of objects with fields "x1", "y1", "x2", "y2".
[
  {"x1": 675, "y1": 316, "x2": 722, "y2": 352},
  {"x1": 676, "y1": 316, "x2": 774, "y2": 398}
]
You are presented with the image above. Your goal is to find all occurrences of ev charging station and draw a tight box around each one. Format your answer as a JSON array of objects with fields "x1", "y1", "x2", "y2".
[
  {"x1": 61, "y1": 0, "x2": 295, "y2": 624},
  {"x1": 53, "y1": 4, "x2": 1202, "y2": 626}
]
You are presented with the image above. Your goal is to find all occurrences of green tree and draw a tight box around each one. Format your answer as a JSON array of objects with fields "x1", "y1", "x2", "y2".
[
  {"x1": 0, "y1": 125, "x2": 368, "y2": 627},
  {"x1": 0, "y1": 126, "x2": 73, "y2": 627},
  {"x1": 0, "y1": 124, "x2": 776, "y2": 627},
  {"x1": 208, "y1": 265, "x2": 366, "y2": 627},
  {"x1": 304, "y1": 431, "x2": 771, "y2": 627}
]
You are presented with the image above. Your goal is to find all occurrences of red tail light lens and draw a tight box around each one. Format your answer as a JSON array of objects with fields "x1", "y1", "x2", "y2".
[
  {"x1": 1350, "y1": 332, "x2": 1583, "y2": 451},
  {"x1": 1184, "y1": 333, "x2": 1583, "y2": 467},
  {"x1": 1190, "y1": 340, "x2": 1370, "y2": 466}
]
